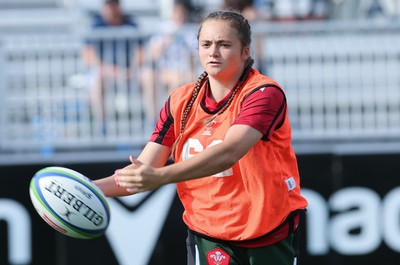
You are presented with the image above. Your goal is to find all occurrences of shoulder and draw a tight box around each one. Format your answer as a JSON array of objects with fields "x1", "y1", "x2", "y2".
[
  {"x1": 91, "y1": 15, "x2": 107, "y2": 27},
  {"x1": 168, "y1": 82, "x2": 197, "y2": 113},
  {"x1": 170, "y1": 82, "x2": 197, "y2": 98},
  {"x1": 249, "y1": 69, "x2": 281, "y2": 86},
  {"x1": 121, "y1": 16, "x2": 138, "y2": 27},
  {"x1": 241, "y1": 69, "x2": 284, "y2": 98}
]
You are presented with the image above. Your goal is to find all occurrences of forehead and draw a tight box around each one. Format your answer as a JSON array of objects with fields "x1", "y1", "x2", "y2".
[{"x1": 199, "y1": 19, "x2": 238, "y2": 40}]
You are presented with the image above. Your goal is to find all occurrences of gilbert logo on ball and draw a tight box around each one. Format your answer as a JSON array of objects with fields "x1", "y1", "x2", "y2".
[{"x1": 29, "y1": 166, "x2": 110, "y2": 239}]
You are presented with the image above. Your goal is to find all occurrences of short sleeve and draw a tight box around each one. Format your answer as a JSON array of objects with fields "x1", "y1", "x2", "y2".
[
  {"x1": 149, "y1": 98, "x2": 176, "y2": 147},
  {"x1": 233, "y1": 86, "x2": 286, "y2": 141}
]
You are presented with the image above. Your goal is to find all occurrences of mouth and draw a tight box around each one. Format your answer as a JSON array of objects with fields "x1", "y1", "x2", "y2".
[{"x1": 208, "y1": 61, "x2": 221, "y2": 66}]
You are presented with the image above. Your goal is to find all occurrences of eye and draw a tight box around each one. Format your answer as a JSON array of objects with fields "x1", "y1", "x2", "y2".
[{"x1": 220, "y1": 42, "x2": 231, "y2": 47}]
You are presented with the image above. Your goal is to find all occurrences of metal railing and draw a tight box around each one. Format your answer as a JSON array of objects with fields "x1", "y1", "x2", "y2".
[
  {"x1": 0, "y1": 21, "x2": 399, "y2": 155},
  {"x1": 258, "y1": 22, "x2": 400, "y2": 143},
  {"x1": 1, "y1": 30, "x2": 152, "y2": 152}
]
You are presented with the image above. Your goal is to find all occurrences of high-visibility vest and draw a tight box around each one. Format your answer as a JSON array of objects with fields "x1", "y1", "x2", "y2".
[{"x1": 170, "y1": 68, "x2": 308, "y2": 241}]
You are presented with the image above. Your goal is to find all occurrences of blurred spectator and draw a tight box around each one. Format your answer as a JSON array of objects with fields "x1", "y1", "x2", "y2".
[
  {"x1": 82, "y1": 0, "x2": 143, "y2": 134},
  {"x1": 223, "y1": 0, "x2": 260, "y2": 20},
  {"x1": 140, "y1": 1, "x2": 198, "y2": 124},
  {"x1": 269, "y1": 0, "x2": 328, "y2": 21},
  {"x1": 358, "y1": 0, "x2": 400, "y2": 20}
]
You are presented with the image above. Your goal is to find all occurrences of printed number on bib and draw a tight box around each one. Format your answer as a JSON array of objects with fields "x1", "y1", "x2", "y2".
[{"x1": 182, "y1": 139, "x2": 233, "y2": 177}]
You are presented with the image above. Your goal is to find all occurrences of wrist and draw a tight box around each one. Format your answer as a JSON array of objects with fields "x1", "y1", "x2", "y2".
[{"x1": 157, "y1": 165, "x2": 174, "y2": 185}]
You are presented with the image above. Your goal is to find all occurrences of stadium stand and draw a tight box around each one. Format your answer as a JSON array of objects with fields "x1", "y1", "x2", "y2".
[{"x1": 0, "y1": 0, "x2": 400, "y2": 160}]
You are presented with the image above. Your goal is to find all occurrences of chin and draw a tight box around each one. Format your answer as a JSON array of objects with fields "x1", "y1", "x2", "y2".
[{"x1": 206, "y1": 68, "x2": 223, "y2": 77}]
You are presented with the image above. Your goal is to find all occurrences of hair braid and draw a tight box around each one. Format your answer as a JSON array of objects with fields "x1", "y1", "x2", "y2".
[
  {"x1": 180, "y1": 71, "x2": 208, "y2": 133},
  {"x1": 171, "y1": 71, "x2": 208, "y2": 153}
]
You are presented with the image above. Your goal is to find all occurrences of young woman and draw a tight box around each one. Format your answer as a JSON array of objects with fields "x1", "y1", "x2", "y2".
[{"x1": 95, "y1": 10, "x2": 308, "y2": 265}]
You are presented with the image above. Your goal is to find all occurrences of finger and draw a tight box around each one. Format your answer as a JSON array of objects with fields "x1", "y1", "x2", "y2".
[
  {"x1": 115, "y1": 166, "x2": 139, "y2": 177},
  {"x1": 117, "y1": 180, "x2": 143, "y2": 189},
  {"x1": 113, "y1": 170, "x2": 123, "y2": 185},
  {"x1": 126, "y1": 187, "x2": 140, "y2": 194},
  {"x1": 116, "y1": 177, "x2": 141, "y2": 188},
  {"x1": 114, "y1": 171, "x2": 140, "y2": 186},
  {"x1": 114, "y1": 173, "x2": 120, "y2": 186},
  {"x1": 129, "y1": 155, "x2": 144, "y2": 166}
]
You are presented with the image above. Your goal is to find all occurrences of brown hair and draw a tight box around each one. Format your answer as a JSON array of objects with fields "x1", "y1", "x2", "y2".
[
  {"x1": 197, "y1": 10, "x2": 252, "y2": 48},
  {"x1": 172, "y1": 10, "x2": 254, "y2": 153}
]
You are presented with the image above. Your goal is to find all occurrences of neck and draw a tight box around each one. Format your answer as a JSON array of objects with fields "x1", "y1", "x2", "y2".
[
  {"x1": 207, "y1": 80, "x2": 235, "y2": 102},
  {"x1": 207, "y1": 69, "x2": 246, "y2": 102}
]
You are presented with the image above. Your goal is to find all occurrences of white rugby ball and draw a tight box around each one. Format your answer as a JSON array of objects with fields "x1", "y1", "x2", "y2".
[{"x1": 29, "y1": 166, "x2": 110, "y2": 239}]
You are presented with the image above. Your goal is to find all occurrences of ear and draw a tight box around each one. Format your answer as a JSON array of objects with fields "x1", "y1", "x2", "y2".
[{"x1": 242, "y1": 45, "x2": 251, "y2": 62}]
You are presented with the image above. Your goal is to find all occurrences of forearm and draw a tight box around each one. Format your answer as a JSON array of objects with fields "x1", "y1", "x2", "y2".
[
  {"x1": 82, "y1": 46, "x2": 98, "y2": 67},
  {"x1": 95, "y1": 142, "x2": 171, "y2": 197},
  {"x1": 160, "y1": 142, "x2": 238, "y2": 184},
  {"x1": 158, "y1": 125, "x2": 263, "y2": 185},
  {"x1": 94, "y1": 175, "x2": 131, "y2": 197},
  {"x1": 114, "y1": 126, "x2": 262, "y2": 194}
]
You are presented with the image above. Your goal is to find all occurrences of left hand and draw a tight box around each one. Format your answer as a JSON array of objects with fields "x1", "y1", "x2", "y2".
[{"x1": 114, "y1": 155, "x2": 162, "y2": 194}]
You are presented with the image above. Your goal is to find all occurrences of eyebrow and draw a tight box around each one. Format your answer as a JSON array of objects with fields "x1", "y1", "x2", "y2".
[{"x1": 199, "y1": 39, "x2": 233, "y2": 44}]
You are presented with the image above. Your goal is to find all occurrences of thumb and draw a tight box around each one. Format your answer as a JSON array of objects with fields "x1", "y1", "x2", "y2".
[{"x1": 129, "y1": 155, "x2": 142, "y2": 166}]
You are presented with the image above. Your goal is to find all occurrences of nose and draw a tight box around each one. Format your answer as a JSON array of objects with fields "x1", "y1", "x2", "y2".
[{"x1": 209, "y1": 44, "x2": 220, "y2": 58}]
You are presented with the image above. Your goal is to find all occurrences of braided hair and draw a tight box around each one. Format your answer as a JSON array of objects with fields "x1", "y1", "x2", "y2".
[{"x1": 172, "y1": 10, "x2": 254, "y2": 153}]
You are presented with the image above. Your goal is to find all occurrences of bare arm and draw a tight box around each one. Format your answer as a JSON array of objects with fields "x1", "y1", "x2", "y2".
[
  {"x1": 162, "y1": 124, "x2": 262, "y2": 182},
  {"x1": 115, "y1": 124, "x2": 263, "y2": 193},
  {"x1": 82, "y1": 45, "x2": 99, "y2": 67},
  {"x1": 94, "y1": 142, "x2": 171, "y2": 197}
]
